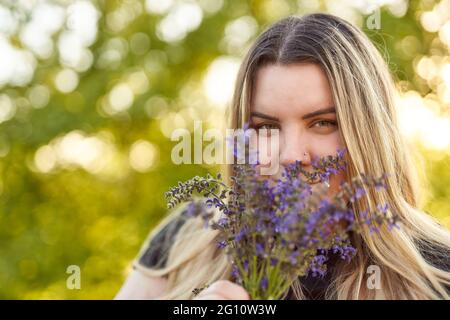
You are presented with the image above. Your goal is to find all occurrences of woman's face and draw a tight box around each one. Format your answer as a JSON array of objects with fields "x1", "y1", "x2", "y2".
[{"x1": 250, "y1": 62, "x2": 346, "y2": 198}]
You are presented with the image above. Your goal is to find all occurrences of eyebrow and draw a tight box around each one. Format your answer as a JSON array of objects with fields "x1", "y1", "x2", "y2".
[{"x1": 250, "y1": 107, "x2": 335, "y2": 121}]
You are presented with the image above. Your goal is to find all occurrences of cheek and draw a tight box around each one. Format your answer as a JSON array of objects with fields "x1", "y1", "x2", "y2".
[
  {"x1": 312, "y1": 170, "x2": 347, "y2": 200},
  {"x1": 308, "y1": 131, "x2": 344, "y2": 159},
  {"x1": 329, "y1": 170, "x2": 346, "y2": 196},
  {"x1": 309, "y1": 131, "x2": 347, "y2": 198}
]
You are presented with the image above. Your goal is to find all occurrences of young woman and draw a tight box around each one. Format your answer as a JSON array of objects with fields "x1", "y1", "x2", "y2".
[{"x1": 116, "y1": 13, "x2": 450, "y2": 300}]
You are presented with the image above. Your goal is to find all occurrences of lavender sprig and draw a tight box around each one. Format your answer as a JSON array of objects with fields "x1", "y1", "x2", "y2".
[{"x1": 165, "y1": 148, "x2": 399, "y2": 299}]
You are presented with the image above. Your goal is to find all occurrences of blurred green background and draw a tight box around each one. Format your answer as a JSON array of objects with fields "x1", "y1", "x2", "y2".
[{"x1": 0, "y1": 0, "x2": 449, "y2": 299}]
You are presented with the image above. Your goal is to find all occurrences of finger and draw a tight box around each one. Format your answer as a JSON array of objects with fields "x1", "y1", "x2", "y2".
[
  {"x1": 207, "y1": 280, "x2": 250, "y2": 300},
  {"x1": 194, "y1": 293, "x2": 227, "y2": 300}
]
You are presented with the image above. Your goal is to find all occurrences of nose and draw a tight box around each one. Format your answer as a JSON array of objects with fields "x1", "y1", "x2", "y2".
[{"x1": 279, "y1": 129, "x2": 312, "y2": 168}]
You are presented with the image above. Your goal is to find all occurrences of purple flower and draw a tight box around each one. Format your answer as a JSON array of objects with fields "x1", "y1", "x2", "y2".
[
  {"x1": 231, "y1": 264, "x2": 240, "y2": 280},
  {"x1": 360, "y1": 210, "x2": 369, "y2": 219},
  {"x1": 305, "y1": 210, "x2": 322, "y2": 235},
  {"x1": 217, "y1": 217, "x2": 228, "y2": 227},
  {"x1": 243, "y1": 260, "x2": 249, "y2": 272},
  {"x1": 255, "y1": 220, "x2": 264, "y2": 232},
  {"x1": 388, "y1": 220, "x2": 400, "y2": 231},
  {"x1": 355, "y1": 187, "x2": 366, "y2": 199},
  {"x1": 289, "y1": 251, "x2": 300, "y2": 265},
  {"x1": 307, "y1": 254, "x2": 328, "y2": 278},
  {"x1": 261, "y1": 276, "x2": 268, "y2": 290},
  {"x1": 369, "y1": 226, "x2": 380, "y2": 235},
  {"x1": 184, "y1": 201, "x2": 208, "y2": 218},
  {"x1": 217, "y1": 240, "x2": 227, "y2": 248},
  {"x1": 319, "y1": 171, "x2": 330, "y2": 183},
  {"x1": 339, "y1": 245, "x2": 357, "y2": 262},
  {"x1": 377, "y1": 203, "x2": 389, "y2": 213},
  {"x1": 235, "y1": 227, "x2": 248, "y2": 242},
  {"x1": 337, "y1": 148, "x2": 346, "y2": 159},
  {"x1": 256, "y1": 242, "x2": 265, "y2": 256}
]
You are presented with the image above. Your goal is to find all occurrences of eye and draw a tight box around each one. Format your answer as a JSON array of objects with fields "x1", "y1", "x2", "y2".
[{"x1": 311, "y1": 120, "x2": 337, "y2": 128}]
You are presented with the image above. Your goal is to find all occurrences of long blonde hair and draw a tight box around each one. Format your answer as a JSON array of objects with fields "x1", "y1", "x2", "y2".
[{"x1": 135, "y1": 13, "x2": 450, "y2": 299}]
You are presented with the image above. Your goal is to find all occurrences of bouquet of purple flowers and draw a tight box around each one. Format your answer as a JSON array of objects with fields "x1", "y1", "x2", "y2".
[{"x1": 165, "y1": 148, "x2": 399, "y2": 299}]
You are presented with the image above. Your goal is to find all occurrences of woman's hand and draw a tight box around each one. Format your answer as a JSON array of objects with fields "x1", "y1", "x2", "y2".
[{"x1": 193, "y1": 280, "x2": 250, "y2": 300}]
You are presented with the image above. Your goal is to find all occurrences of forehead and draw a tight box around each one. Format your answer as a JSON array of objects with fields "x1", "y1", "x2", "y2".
[{"x1": 251, "y1": 63, "x2": 334, "y2": 116}]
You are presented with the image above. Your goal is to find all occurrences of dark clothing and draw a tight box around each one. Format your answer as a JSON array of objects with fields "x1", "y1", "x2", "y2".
[
  {"x1": 137, "y1": 215, "x2": 187, "y2": 270},
  {"x1": 135, "y1": 212, "x2": 450, "y2": 299}
]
